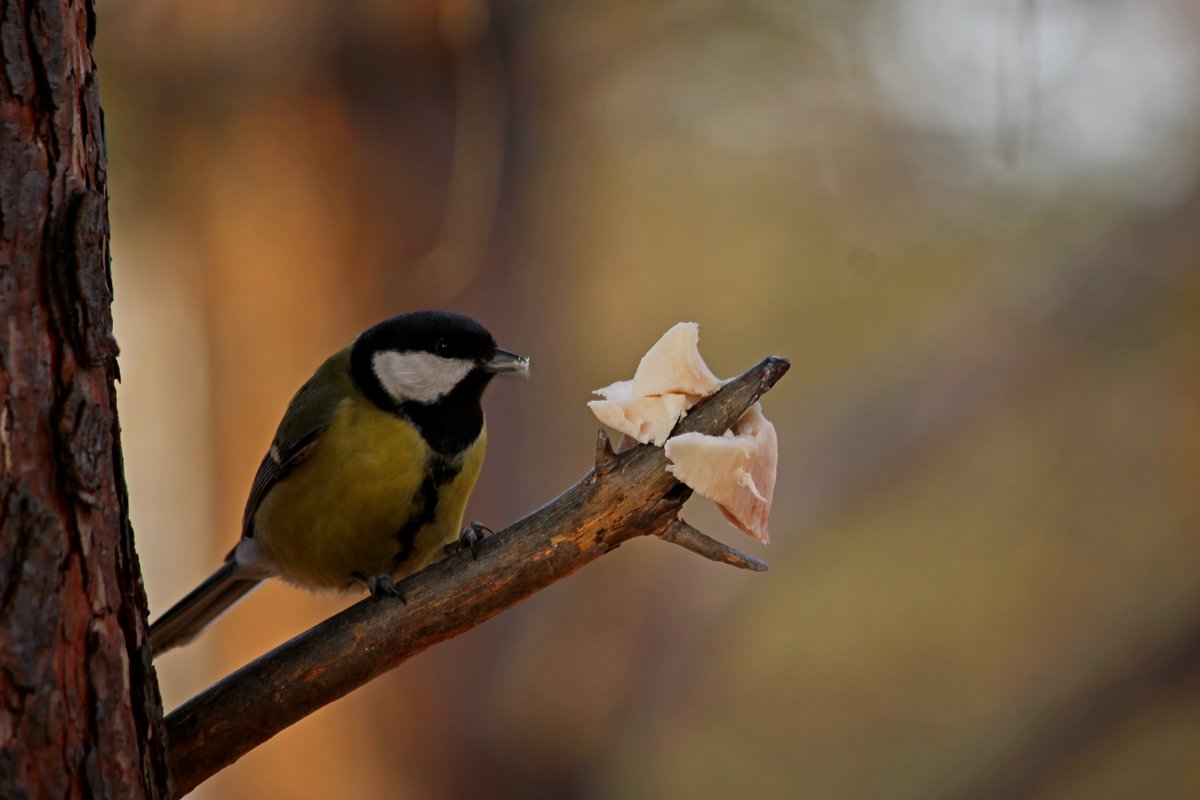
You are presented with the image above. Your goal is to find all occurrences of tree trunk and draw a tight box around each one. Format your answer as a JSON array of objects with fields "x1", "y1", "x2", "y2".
[{"x1": 0, "y1": 0, "x2": 171, "y2": 797}]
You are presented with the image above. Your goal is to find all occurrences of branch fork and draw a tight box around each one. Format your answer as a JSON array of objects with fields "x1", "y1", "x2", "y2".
[{"x1": 593, "y1": 434, "x2": 767, "y2": 572}]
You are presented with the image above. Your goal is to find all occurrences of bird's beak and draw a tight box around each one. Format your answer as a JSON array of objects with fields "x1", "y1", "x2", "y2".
[{"x1": 485, "y1": 347, "x2": 530, "y2": 377}]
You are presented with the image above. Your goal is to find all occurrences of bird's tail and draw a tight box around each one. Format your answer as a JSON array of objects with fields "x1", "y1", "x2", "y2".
[{"x1": 149, "y1": 560, "x2": 263, "y2": 656}]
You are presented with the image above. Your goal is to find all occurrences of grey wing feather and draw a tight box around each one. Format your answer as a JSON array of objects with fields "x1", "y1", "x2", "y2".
[
  {"x1": 239, "y1": 363, "x2": 347, "y2": 539},
  {"x1": 240, "y1": 429, "x2": 323, "y2": 537}
]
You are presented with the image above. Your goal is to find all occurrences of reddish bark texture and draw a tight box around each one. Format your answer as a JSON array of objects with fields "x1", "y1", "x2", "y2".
[{"x1": 1, "y1": 0, "x2": 170, "y2": 797}]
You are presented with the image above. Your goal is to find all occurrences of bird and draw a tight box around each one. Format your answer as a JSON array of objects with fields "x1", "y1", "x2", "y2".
[{"x1": 149, "y1": 310, "x2": 529, "y2": 656}]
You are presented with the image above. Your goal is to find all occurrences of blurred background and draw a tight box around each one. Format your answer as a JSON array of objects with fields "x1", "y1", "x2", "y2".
[{"x1": 98, "y1": 0, "x2": 1200, "y2": 797}]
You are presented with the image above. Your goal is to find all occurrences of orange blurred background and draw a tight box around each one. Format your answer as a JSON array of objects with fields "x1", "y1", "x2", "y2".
[{"x1": 100, "y1": 1, "x2": 1200, "y2": 798}]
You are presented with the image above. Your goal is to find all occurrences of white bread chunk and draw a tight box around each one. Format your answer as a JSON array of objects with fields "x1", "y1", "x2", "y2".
[
  {"x1": 665, "y1": 403, "x2": 777, "y2": 543},
  {"x1": 589, "y1": 322, "x2": 777, "y2": 541},
  {"x1": 588, "y1": 323, "x2": 719, "y2": 446}
]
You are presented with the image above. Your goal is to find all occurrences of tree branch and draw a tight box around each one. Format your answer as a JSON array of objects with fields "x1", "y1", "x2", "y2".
[
  {"x1": 164, "y1": 355, "x2": 789, "y2": 795},
  {"x1": 660, "y1": 518, "x2": 768, "y2": 572}
]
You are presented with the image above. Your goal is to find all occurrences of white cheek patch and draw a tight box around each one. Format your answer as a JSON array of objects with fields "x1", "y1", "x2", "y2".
[{"x1": 372, "y1": 351, "x2": 473, "y2": 404}]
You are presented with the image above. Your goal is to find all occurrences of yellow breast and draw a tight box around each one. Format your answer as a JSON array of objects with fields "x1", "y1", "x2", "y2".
[{"x1": 253, "y1": 394, "x2": 487, "y2": 590}]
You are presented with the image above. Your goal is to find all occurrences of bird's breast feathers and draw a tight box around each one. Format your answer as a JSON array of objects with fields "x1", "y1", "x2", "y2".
[{"x1": 252, "y1": 394, "x2": 487, "y2": 589}]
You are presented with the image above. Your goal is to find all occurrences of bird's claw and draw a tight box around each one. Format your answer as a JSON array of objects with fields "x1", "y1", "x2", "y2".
[
  {"x1": 354, "y1": 572, "x2": 407, "y2": 603},
  {"x1": 446, "y1": 521, "x2": 495, "y2": 560}
]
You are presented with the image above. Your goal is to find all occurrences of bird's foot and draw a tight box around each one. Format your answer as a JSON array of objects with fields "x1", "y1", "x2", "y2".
[
  {"x1": 353, "y1": 571, "x2": 407, "y2": 603},
  {"x1": 445, "y1": 521, "x2": 495, "y2": 560}
]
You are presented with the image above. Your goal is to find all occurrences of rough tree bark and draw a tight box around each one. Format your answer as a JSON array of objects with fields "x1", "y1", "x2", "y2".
[{"x1": 0, "y1": 0, "x2": 171, "y2": 797}]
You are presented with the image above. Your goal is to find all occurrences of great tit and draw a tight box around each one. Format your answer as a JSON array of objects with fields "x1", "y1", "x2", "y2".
[{"x1": 149, "y1": 310, "x2": 528, "y2": 656}]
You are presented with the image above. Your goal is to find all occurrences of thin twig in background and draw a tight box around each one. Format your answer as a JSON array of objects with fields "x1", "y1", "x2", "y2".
[{"x1": 946, "y1": 591, "x2": 1200, "y2": 800}]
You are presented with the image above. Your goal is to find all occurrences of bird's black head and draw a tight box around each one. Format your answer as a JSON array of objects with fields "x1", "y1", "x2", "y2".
[{"x1": 349, "y1": 311, "x2": 528, "y2": 454}]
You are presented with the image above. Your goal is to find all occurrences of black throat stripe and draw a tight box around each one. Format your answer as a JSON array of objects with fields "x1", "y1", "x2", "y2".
[
  {"x1": 390, "y1": 457, "x2": 462, "y2": 573},
  {"x1": 397, "y1": 368, "x2": 491, "y2": 456},
  {"x1": 348, "y1": 346, "x2": 493, "y2": 457}
]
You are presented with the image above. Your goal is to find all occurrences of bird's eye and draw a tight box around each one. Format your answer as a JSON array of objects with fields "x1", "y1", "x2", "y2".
[{"x1": 435, "y1": 339, "x2": 453, "y2": 358}]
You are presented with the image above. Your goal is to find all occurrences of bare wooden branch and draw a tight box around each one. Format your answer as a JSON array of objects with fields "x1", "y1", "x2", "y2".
[
  {"x1": 164, "y1": 356, "x2": 789, "y2": 795},
  {"x1": 659, "y1": 518, "x2": 768, "y2": 572}
]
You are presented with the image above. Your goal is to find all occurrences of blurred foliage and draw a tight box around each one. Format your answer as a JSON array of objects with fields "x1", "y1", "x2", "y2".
[{"x1": 101, "y1": 0, "x2": 1200, "y2": 797}]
